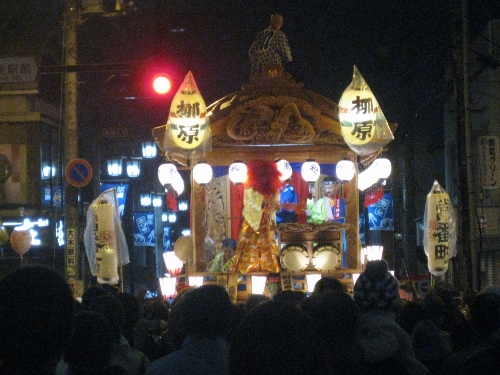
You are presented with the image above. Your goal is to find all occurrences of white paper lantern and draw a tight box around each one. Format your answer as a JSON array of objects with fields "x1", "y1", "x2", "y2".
[
  {"x1": 107, "y1": 158, "x2": 122, "y2": 177},
  {"x1": 193, "y1": 162, "x2": 213, "y2": 185},
  {"x1": 171, "y1": 171, "x2": 185, "y2": 195},
  {"x1": 301, "y1": 160, "x2": 320, "y2": 183},
  {"x1": 336, "y1": 159, "x2": 356, "y2": 181},
  {"x1": 163, "y1": 251, "x2": 184, "y2": 276},
  {"x1": 276, "y1": 159, "x2": 292, "y2": 181},
  {"x1": 140, "y1": 193, "x2": 152, "y2": 207},
  {"x1": 188, "y1": 276, "x2": 204, "y2": 287},
  {"x1": 159, "y1": 276, "x2": 177, "y2": 300},
  {"x1": 126, "y1": 159, "x2": 141, "y2": 178},
  {"x1": 373, "y1": 158, "x2": 392, "y2": 179},
  {"x1": 229, "y1": 161, "x2": 247, "y2": 184},
  {"x1": 141, "y1": 141, "x2": 157, "y2": 158},
  {"x1": 357, "y1": 164, "x2": 378, "y2": 191},
  {"x1": 360, "y1": 245, "x2": 384, "y2": 265},
  {"x1": 158, "y1": 163, "x2": 178, "y2": 186}
]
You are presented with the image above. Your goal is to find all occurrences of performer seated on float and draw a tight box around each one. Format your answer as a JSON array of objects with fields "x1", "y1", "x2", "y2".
[
  {"x1": 307, "y1": 177, "x2": 345, "y2": 224},
  {"x1": 305, "y1": 184, "x2": 316, "y2": 223},
  {"x1": 307, "y1": 176, "x2": 348, "y2": 268},
  {"x1": 209, "y1": 238, "x2": 237, "y2": 273},
  {"x1": 276, "y1": 178, "x2": 298, "y2": 224}
]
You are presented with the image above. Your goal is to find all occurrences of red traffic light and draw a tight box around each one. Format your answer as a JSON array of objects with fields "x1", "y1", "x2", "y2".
[{"x1": 152, "y1": 74, "x2": 172, "y2": 95}]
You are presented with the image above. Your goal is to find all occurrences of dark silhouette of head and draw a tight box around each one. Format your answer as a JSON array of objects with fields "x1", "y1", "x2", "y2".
[
  {"x1": 244, "y1": 293, "x2": 271, "y2": 313},
  {"x1": 312, "y1": 277, "x2": 347, "y2": 296},
  {"x1": 0, "y1": 266, "x2": 74, "y2": 374},
  {"x1": 81, "y1": 285, "x2": 108, "y2": 310},
  {"x1": 469, "y1": 291, "x2": 500, "y2": 335},
  {"x1": 272, "y1": 290, "x2": 306, "y2": 308},
  {"x1": 354, "y1": 260, "x2": 399, "y2": 310},
  {"x1": 230, "y1": 300, "x2": 328, "y2": 374},
  {"x1": 172, "y1": 284, "x2": 232, "y2": 339},
  {"x1": 91, "y1": 294, "x2": 125, "y2": 344},
  {"x1": 64, "y1": 310, "x2": 114, "y2": 375},
  {"x1": 117, "y1": 292, "x2": 141, "y2": 346},
  {"x1": 396, "y1": 300, "x2": 426, "y2": 335},
  {"x1": 300, "y1": 291, "x2": 360, "y2": 347}
]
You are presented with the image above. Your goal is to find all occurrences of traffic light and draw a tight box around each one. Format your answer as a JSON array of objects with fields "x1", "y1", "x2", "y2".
[
  {"x1": 152, "y1": 74, "x2": 172, "y2": 95},
  {"x1": 103, "y1": 58, "x2": 179, "y2": 100},
  {"x1": 137, "y1": 58, "x2": 179, "y2": 100}
]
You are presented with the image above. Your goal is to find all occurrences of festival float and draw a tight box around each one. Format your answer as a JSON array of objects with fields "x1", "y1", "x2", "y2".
[{"x1": 152, "y1": 66, "x2": 395, "y2": 303}]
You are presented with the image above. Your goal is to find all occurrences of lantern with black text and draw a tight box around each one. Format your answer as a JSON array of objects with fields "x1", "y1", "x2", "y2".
[
  {"x1": 423, "y1": 181, "x2": 457, "y2": 277},
  {"x1": 169, "y1": 71, "x2": 209, "y2": 150},
  {"x1": 229, "y1": 161, "x2": 247, "y2": 184},
  {"x1": 338, "y1": 66, "x2": 394, "y2": 155},
  {"x1": 93, "y1": 200, "x2": 119, "y2": 285},
  {"x1": 301, "y1": 159, "x2": 320, "y2": 187},
  {"x1": 277, "y1": 159, "x2": 292, "y2": 181}
]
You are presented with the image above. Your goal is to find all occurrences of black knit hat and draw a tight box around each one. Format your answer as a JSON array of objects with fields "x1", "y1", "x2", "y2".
[{"x1": 354, "y1": 260, "x2": 399, "y2": 309}]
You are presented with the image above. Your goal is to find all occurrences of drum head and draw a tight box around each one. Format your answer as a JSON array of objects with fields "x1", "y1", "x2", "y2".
[
  {"x1": 280, "y1": 244, "x2": 309, "y2": 272},
  {"x1": 312, "y1": 244, "x2": 341, "y2": 271}
]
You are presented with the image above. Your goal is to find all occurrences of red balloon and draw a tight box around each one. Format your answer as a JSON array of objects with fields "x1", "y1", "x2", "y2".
[{"x1": 11, "y1": 229, "x2": 32, "y2": 256}]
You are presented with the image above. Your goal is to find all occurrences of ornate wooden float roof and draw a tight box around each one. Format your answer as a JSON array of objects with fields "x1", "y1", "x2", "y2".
[
  {"x1": 204, "y1": 73, "x2": 353, "y2": 165},
  {"x1": 153, "y1": 73, "x2": 387, "y2": 166}
]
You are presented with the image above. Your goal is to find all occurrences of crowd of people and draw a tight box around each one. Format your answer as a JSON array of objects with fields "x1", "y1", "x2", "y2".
[{"x1": 1, "y1": 261, "x2": 500, "y2": 374}]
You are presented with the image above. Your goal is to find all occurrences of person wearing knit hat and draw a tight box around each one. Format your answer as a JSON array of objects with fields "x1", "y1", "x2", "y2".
[
  {"x1": 354, "y1": 259, "x2": 399, "y2": 310},
  {"x1": 353, "y1": 260, "x2": 429, "y2": 374}
]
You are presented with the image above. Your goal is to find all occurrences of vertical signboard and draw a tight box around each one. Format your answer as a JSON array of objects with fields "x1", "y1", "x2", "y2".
[{"x1": 479, "y1": 136, "x2": 499, "y2": 189}]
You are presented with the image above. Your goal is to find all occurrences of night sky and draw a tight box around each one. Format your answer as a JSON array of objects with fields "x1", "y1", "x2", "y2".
[{"x1": 1, "y1": 0, "x2": 500, "y2": 148}]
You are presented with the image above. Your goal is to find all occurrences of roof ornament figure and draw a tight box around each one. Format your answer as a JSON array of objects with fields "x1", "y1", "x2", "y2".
[{"x1": 249, "y1": 14, "x2": 292, "y2": 80}]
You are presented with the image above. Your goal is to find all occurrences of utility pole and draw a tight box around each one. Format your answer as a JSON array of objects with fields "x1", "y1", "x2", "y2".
[
  {"x1": 63, "y1": 0, "x2": 81, "y2": 295},
  {"x1": 451, "y1": 0, "x2": 475, "y2": 291}
]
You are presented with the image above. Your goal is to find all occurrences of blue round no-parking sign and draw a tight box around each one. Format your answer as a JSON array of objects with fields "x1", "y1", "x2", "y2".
[{"x1": 65, "y1": 158, "x2": 93, "y2": 187}]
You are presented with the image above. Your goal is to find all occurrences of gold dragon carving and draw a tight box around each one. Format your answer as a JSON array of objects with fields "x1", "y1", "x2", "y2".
[{"x1": 226, "y1": 96, "x2": 321, "y2": 144}]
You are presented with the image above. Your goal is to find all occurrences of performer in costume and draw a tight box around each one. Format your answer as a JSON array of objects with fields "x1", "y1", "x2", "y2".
[
  {"x1": 308, "y1": 177, "x2": 348, "y2": 267},
  {"x1": 308, "y1": 177, "x2": 345, "y2": 224},
  {"x1": 276, "y1": 178, "x2": 298, "y2": 224},
  {"x1": 231, "y1": 160, "x2": 282, "y2": 274},
  {"x1": 209, "y1": 238, "x2": 238, "y2": 273},
  {"x1": 305, "y1": 184, "x2": 316, "y2": 223},
  {"x1": 249, "y1": 14, "x2": 292, "y2": 79}
]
